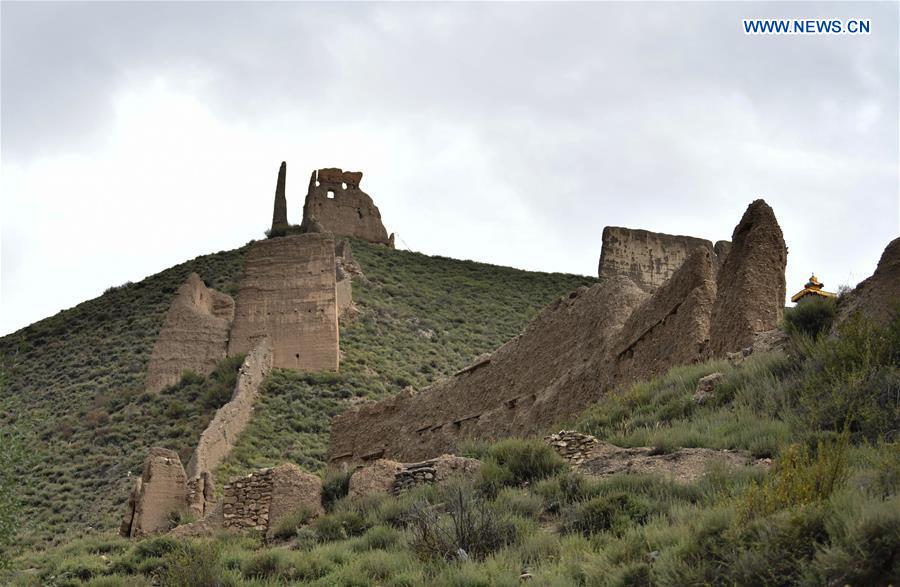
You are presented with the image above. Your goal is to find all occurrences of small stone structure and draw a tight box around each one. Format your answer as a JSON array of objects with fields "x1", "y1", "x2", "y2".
[
  {"x1": 692, "y1": 372, "x2": 724, "y2": 405},
  {"x1": 303, "y1": 168, "x2": 391, "y2": 245},
  {"x1": 390, "y1": 455, "x2": 482, "y2": 496},
  {"x1": 221, "y1": 464, "x2": 324, "y2": 537},
  {"x1": 145, "y1": 273, "x2": 234, "y2": 393},
  {"x1": 544, "y1": 431, "x2": 599, "y2": 467},
  {"x1": 186, "y1": 338, "x2": 274, "y2": 482},
  {"x1": 228, "y1": 233, "x2": 339, "y2": 371},
  {"x1": 120, "y1": 448, "x2": 188, "y2": 537},
  {"x1": 598, "y1": 227, "x2": 721, "y2": 292},
  {"x1": 836, "y1": 236, "x2": 900, "y2": 327},
  {"x1": 709, "y1": 200, "x2": 787, "y2": 356}
]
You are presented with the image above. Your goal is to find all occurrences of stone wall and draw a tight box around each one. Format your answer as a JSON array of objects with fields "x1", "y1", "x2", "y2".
[
  {"x1": 302, "y1": 168, "x2": 391, "y2": 245},
  {"x1": 145, "y1": 273, "x2": 234, "y2": 393},
  {"x1": 598, "y1": 227, "x2": 718, "y2": 292},
  {"x1": 222, "y1": 468, "x2": 274, "y2": 532},
  {"x1": 228, "y1": 233, "x2": 339, "y2": 371},
  {"x1": 221, "y1": 464, "x2": 324, "y2": 536},
  {"x1": 186, "y1": 337, "x2": 274, "y2": 480}
]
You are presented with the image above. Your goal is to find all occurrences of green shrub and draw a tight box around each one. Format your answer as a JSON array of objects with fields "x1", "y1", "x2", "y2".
[
  {"x1": 409, "y1": 486, "x2": 521, "y2": 562},
  {"x1": 805, "y1": 495, "x2": 900, "y2": 585},
  {"x1": 561, "y1": 492, "x2": 651, "y2": 537},
  {"x1": 132, "y1": 536, "x2": 179, "y2": 561},
  {"x1": 241, "y1": 549, "x2": 292, "y2": 579},
  {"x1": 784, "y1": 296, "x2": 837, "y2": 338},
  {"x1": 352, "y1": 525, "x2": 404, "y2": 552},
  {"x1": 740, "y1": 431, "x2": 849, "y2": 521},
  {"x1": 482, "y1": 438, "x2": 567, "y2": 491},
  {"x1": 314, "y1": 509, "x2": 371, "y2": 542},
  {"x1": 269, "y1": 505, "x2": 315, "y2": 541},
  {"x1": 159, "y1": 541, "x2": 228, "y2": 587},
  {"x1": 321, "y1": 469, "x2": 355, "y2": 511}
]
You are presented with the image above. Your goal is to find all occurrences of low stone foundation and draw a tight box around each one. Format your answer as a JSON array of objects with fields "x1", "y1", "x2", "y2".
[
  {"x1": 544, "y1": 431, "x2": 599, "y2": 467},
  {"x1": 223, "y1": 469, "x2": 274, "y2": 532}
]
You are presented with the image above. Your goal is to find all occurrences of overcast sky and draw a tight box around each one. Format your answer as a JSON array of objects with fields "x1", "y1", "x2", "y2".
[{"x1": 2, "y1": 1, "x2": 898, "y2": 336}]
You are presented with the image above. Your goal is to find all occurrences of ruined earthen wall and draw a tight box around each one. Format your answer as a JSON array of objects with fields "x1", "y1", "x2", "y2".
[
  {"x1": 303, "y1": 168, "x2": 391, "y2": 245},
  {"x1": 709, "y1": 200, "x2": 787, "y2": 356},
  {"x1": 146, "y1": 273, "x2": 234, "y2": 393},
  {"x1": 121, "y1": 448, "x2": 188, "y2": 537},
  {"x1": 611, "y1": 247, "x2": 717, "y2": 382},
  {"x1": 336, "y1": 278, "x2": 352, "y2": 315},
  {"x1": 598, "y1": 227, "x2": 717, "y2": 292},
  {"x1": 836, "y1": 237, "x2": 900, "y2": 327},
  {"x1": 186, "y1": 337, "x2": 274, "y2": 480},
  {"x1": 228, "y1": 233, "x2": 339, "y2": 371},
  {"x1": 328, "y1": 276, "x2": 648, "y2": 467}
]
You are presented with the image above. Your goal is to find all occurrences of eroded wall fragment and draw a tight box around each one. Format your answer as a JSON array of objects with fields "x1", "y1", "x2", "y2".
[
  {"x1": 836, "y1": 237, "x2": 900, "y2": 327},
  {"x1": 228, "y1": 233, "x2": 339, "y2": 371},
  {"x1": 302, "y1": 168, "x2": 391, "y2": 245},
  {"x1": 598, "y1": 227, "x2": 717, "y2": 291},
  {"x1": 708, "y1": 200, "x2": 787, "y2": 356},
  {"x1": 146, "y1": 273, "x2": 233, "y2": 393},
  {"x1": 121, "y1": 448, "x2": 188, "y2": 537}
]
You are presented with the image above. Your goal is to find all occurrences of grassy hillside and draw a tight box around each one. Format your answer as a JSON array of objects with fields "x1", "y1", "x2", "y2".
[
  {"x1": 0, "y1": 239, "x2": 595, "y2": 549},
  {"x1": 8, "y1": 313, "x2": 898, "y2": 586}
]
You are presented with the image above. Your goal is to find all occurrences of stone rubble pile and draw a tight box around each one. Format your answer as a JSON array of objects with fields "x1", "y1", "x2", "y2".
[
  {"x1": 390, "y1": 460, "x2": 438, "y2": 495},
  {"x1": 222, "y1": 468, "x2": 274, "y2": 532},
  {"x1": 544, "y1": 430, "x2": 598, "y2": 466}
]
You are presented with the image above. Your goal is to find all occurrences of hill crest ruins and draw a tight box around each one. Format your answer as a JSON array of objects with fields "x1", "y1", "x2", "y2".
[{"x1": 123, "y1": 162, "x2": 897, "y2": 539}]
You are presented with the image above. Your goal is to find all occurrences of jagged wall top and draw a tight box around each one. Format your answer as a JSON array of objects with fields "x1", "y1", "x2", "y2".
[{"x1": 303, "y1": 168, "x2": 392, "y2": 246}]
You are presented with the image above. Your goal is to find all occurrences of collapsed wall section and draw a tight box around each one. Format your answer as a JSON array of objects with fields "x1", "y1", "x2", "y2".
[
  {"x1": 145, "y1": 273, "x2": 234, "y2": 393},
  {"x1": 836, "y1": 236, "x2": 900, "y2": 327},
  {"x1": 328, "y1": 276, "x2": 648, "y2": 468},
  {"x1": 228, "y1": 233, "x2": 339, "y2": 371},
  {"x1": 598, "y1": 227, "x2": 718, "y2": 292},
  {"x1": 303, "y1": 168, "x2": 391, "y2": 245}
]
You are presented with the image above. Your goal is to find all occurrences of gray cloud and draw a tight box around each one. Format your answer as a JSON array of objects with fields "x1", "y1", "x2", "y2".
[{"x1": 1, "y1": 1, "x2": 897, "y2": 335}]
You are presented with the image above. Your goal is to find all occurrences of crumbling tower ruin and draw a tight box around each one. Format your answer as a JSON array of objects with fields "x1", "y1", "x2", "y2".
[
  {"x1": 302, "y1": 168, "x2": 392, "y2": 246},
  {"x1": 271, "y1": 161, "x2": 288, "y2": 234}
]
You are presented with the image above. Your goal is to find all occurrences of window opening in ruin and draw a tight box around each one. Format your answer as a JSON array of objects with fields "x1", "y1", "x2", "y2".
[
  {"x1": 357, "y1": 209, "x2": 363, "y2": 219},
  {"x1": 327, "y1": 190, "x2": 336, "y2": 199},
  {"x1": 341, "y1": 182, "x2": 347, "y2": 190}
]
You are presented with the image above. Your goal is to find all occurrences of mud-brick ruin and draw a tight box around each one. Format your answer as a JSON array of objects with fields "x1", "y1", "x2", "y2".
[
  {"x1": 124, "y1": 161, "x2": 897, "y2": 542},
  {"x1": 125, "y1": 161, "x2": 388, "y2": 538},
  {"x1": 327, "y1": 200, "x2": 788, "y2": 469},
  {"x1": 303, "y1": 167, "x2": 393, "y2": 246}
]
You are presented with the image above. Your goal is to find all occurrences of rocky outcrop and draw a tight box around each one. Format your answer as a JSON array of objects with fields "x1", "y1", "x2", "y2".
[
  {"x1": 186, "y1": 337, "x2": 273, "y2": 481},
  {"x1": 709, "y1": 200, "x2": 787, "y2": 356},
  {"x1": 328, "y1": 276, "x2": 649, "y2": 468},
  {"x1": 611, "y1": 247, "x2": 717, "y2": 382},
  {"x1": 145, "y1": 273, "x2": 233, "y2": 393},
  {"x1": 349, "y1": 459, "x2": 403, "y2": 499},
  {"x1": 228, "y1": 233, "x2": 339, "y2": 372},
  {"x1": 836, "y1": 237, "x2": 900, "y2": 327},
  {"x1": 120, "y1": 448, "x2": 188, "y2": 537},
  {"x1": 598, "y1": 227, "x2": 719, "y2": 292},
  {"x1": 271, "y1": 161, "x2": 288, "y2": 233},
  {"x1": 303, "y1": 168, "x2": 391, "y2": 245}
]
